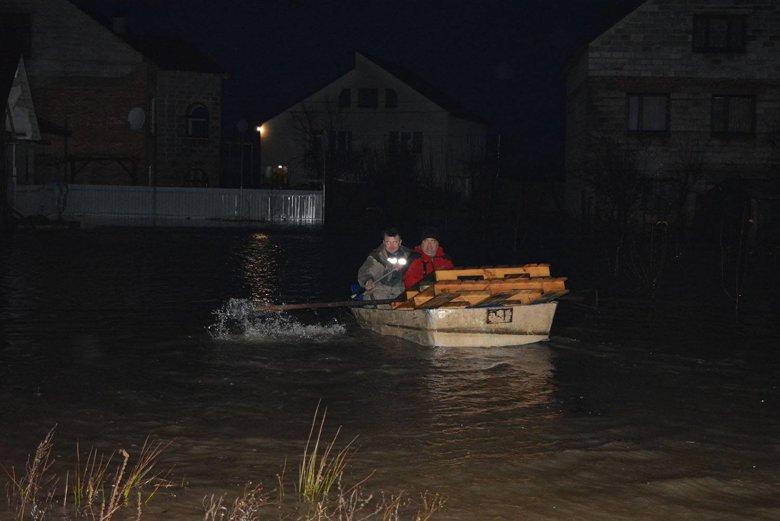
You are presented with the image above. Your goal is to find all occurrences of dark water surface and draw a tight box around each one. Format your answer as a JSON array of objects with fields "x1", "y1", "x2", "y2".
[{"x1": 1, "y1": 229, "x2": 777, "y2": 520}]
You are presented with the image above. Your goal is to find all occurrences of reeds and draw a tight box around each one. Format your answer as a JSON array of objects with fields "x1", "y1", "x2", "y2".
[
  {"x1": 4, "y1": 409, "x2": 445, "y2": 521},
  {"x1": 297, "y1": 402, "x2": 356, "y2": 504},
  {"x1": 3, "y1": 426, "x2": 58, "y2": 521},
  {"x1": 3, "y1": 429, "x2": 172, "y2": 521}
]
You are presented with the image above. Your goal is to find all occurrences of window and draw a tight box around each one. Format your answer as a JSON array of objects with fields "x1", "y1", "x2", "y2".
[
  {"x1": 385, "y1": 88, "x2": 398, "y2": 108},
  {"x1": 387, "y1": 131, "x2": 399, "y2": 154},
  {"x1": 186, "y1": 104, "x2": 209, "y2": 138},
  {"x1": 338, "y1": 88, "x2": 351, "y2": 108},
  {"x1": 186, "y1": 168, "x2": 208, "y2": 187},
  {"x1": 390, "y1": 131, "x2": 423, "y2": 154},
  {"x1": 357, "y1": 88, "x2": 378, "y2": 108},
  {"x1": 627, "y1": 94, "x2": 669, "y2": 132},
  {"x1": 337, "y1": 130, "x2": 352, "y2": 154},
  {"x1": 693, "y1": 15, "x2": 745, "y2": 52},
  {"x1": 712, "y1": 95, "x2": 754, "y2": 134},
  {"x1": 412, "y1": 131, "x2": 423, "y2": 153},
  {"x1": 0, "y1": 13, "x2": 32, "y2": 58}
]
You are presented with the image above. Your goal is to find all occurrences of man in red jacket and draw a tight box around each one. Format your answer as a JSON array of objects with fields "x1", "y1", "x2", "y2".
[{"x1": 403, "y1": 227, "x2": 455, "y2": 289}]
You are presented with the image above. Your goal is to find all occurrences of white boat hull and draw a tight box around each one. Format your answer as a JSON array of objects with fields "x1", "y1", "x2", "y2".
[{"x1": 352, "y1": 302, "x2": 558, "y2": 347}]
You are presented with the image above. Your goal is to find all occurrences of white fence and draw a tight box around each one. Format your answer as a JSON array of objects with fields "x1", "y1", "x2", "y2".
[{"x1": 14, "y1": 184, "x2": 323, "y2": 227}]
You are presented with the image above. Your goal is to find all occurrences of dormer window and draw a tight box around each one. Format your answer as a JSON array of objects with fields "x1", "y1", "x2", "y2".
[
  {"x1": 385, "y1": 89, "x2": 398, "y2": 108},
  {"x1": 693, "y1": 14, "x2": 745, "y2": 52}
]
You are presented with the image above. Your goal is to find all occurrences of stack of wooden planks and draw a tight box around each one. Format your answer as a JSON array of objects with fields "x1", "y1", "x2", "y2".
[{"x1": 393, "y1": 264, "x2": 568, "y2": 310}]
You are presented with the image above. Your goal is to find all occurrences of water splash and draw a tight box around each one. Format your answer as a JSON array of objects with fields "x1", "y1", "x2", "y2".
[{"x1": 208, "y1": 298, "x2": 347, "y2": 342}]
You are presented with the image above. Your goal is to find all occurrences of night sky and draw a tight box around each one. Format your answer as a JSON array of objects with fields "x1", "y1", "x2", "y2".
[{"x1": 76, "y1": 0, "x2": 645, "y2": 176}]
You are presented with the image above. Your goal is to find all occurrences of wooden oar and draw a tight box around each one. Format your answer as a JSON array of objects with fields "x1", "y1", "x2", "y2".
[{"x1": 254, "y1": 298, "x2": 400, "y2": 313}]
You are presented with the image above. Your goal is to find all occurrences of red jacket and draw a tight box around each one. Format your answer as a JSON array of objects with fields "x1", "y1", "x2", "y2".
[{"x1": 403, "y1": 245, "x2": 454, "y2": 289}]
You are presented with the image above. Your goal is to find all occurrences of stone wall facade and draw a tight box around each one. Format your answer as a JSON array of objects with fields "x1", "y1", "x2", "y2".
[
  {"x1": 565, "y1": 0, "x2": 780, "y2": 220},
  {"x1": 155, "y1": 70, "x2": 222, "y2": 187},
  {"x1": 0, "y1": 0, "x2": 222, "y2": 187}
]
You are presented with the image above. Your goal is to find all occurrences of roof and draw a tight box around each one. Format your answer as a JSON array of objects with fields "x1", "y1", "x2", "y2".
[
  {"x1": 126, "y1": 35, "x2": 225, "y2": 74},
  {"x1": 67, "y1": 1, "x2": 225, "y2": 74},
  {"x1": 264, "y1": 51, "x2": 488, "y2": 124},
  {"x1": 361, "y1": 52, "x2": 487, "y2": 124}
]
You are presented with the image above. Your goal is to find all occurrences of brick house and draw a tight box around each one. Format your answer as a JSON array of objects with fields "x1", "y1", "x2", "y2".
[
  {"x1": 0, "y1": 0, "x2": 224, "y2": 188},
  {"x1": 259, "y1": 52, "x2": 487, "y2": 198},
  {"x1": 565, "y1": 0, "x2": 780, "y2": 223}
]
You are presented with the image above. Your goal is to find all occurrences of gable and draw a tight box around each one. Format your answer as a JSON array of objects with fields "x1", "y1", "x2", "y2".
[{"x1": 4, "y1": 57, "x2": 40, "y2": 140}]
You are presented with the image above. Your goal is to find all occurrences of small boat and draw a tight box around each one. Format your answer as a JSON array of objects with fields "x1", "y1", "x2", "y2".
[{"x1": 352, "y1": 264, "x2": 567, "y2": 347}]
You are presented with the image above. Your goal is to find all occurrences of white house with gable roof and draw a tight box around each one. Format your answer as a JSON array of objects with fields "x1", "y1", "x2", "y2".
[{"x1": 259, "y1": 52, "x2": 487, "y2": 198}]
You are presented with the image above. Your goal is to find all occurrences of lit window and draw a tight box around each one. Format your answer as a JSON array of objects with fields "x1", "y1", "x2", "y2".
[
  {"x1": 693, "y1": 15, "x2": 745, "y2": 52},
  {"x1": 186, "y1": 104, "x2": 209, "y2": 138},
  {"x1": 627, "y1": 94, "x2": 669, "y2": 132},
  {"x1": 712, "y1": 95, "x2": 754, "y2": 134}
]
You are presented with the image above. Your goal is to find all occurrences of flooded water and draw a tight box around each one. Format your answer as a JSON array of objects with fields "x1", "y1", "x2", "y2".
[{"x1": 0, "y1": 229, "x2": 778, "y2": 520}]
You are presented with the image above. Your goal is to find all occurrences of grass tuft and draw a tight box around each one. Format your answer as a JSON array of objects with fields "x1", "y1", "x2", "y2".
[{"x1": 297, "y1": 402, "x2": 356, "y2": 504}]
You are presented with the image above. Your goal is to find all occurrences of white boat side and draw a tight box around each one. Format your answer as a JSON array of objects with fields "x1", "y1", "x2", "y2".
[{"x1": 352, "y1": 302, "x2": 558, "y2": 347}]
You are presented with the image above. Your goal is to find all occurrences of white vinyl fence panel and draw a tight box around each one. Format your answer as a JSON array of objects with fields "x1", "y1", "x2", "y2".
[{"x1": 14, "y1": 184, "x2": 323, "y2": 227}]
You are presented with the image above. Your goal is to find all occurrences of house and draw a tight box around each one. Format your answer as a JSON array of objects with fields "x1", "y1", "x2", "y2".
[
  {"x1": 259, "y1": 52, "x2": 487, "y2": 198},
  {"x1": 564, "y1": 0, "x2": 780, "y2": 224},
  {"x1": 0, "y1": 0, "x2": 224, "y2": 188}
]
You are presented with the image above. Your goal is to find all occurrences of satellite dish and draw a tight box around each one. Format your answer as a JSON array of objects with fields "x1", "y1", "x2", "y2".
[{"x1": 128, "y1": 107, "x2": 146, "y2": 131}]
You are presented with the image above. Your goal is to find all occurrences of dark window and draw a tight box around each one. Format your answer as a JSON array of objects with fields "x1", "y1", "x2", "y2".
[
  {"x1": 385, "y1": 88, "x2": 398, "y2": 108},
  {"x1": 400, "y1": 131, "x2": 412, "y2": 151},
  {"x1": 693, "y1": 15, "x2": 745, "y2": 52},
  {"x1": 186, "y1": 104, "x2": 209, "y2": 138},
  {"x1": 712, "y1": 95, "x2": 755, "y2": 134},
  {"x1": 627, "y1": 94, "x2": 669, "y2": 132},
  {"x1": 387, "y1": 131, "x2": 399, "y2": 154},
  {"x1": 357, "y1": 88, "x2": 378, "y2": 108},
  {"x1": 337, "y1": 130, "x2": 352, "y2": 154},
  {"x1": 338, "y1": 88, "x2": 351, "y2": 108},
  {"x1": 412, "y1": 131, "x2": 423, "y2": 153},
  {"x1": 0, "y1": 13, "x2": 32, "y2": 58},
  {"x1": 187, "y1": 168, "x2": 209, "y2": 187}
]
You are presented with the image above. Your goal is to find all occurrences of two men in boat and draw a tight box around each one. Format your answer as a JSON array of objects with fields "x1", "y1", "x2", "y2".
[{"x1": 357, "y1": 226, "x2": 453, "y2": 300}]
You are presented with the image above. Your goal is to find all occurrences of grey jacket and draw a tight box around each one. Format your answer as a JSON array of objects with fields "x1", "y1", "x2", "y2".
[{"x1": 357, "y1": 244, "x2": 412, "y2": 300}]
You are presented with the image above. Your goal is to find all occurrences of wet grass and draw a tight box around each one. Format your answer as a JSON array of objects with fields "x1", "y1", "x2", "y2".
[{"x1": 3, "y1": 413, "x2": 445, "y2": 521}]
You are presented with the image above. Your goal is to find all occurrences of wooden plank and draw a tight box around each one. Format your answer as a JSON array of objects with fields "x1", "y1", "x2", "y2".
[
  {"x1": 434, "y1": 264, "x2": 551, "y2": 281},
  {"x1": 437, "y1": 300, "x2": 471, "y2": 308},
  {"x1": 434, "y1": 276, "x2": 567, "y2": 294},
  {"x1": 469, "y1": 292, "x2": 513, "y2": 308},
  {"x1": 530, "y1": 289, "x2": 570, "y2": 304},
  {"x1": 412, "y1": 286, "x2": 436, "y2": 307},
  {"x1": 392, "y1": 300, "x2": 416, "y2": 309},
  {"x1": 505, "y1": 290, "x2": 544, "y2": 305},
  {"x1": 448, "y1": 291, "x2": 492, "y2": 305},
  {"x1": 416, "y1": 292, "x2": 460, "y2": 309}
]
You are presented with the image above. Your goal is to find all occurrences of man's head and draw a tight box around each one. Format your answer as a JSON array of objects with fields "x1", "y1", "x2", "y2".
[
  {"x1": 419, "y1": 227, "x2": 440, "y2": 257},
  {"x1": 382, "y1": 227, "x2": 402, "y2": 254}
]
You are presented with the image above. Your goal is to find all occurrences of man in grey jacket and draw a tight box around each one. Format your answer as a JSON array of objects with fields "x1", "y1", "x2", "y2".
[{"x1": 357, "y1": 227, "x2": 412, "y2": 300}]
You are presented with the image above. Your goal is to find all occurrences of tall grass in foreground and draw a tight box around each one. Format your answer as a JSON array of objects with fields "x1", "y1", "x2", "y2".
[
  {"x1": 2, "y1": 427, "x2": 173, "y2": 520},
  {"x1": 203, "y1": 404, "x2": 445, "y2": 520},
  {"x1": 5, "y1": 410, "x2": 445, "y2": 520}
]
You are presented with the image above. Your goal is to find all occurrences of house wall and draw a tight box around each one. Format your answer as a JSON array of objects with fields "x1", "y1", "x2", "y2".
[
  {"x1": 565, "y1": 0, "x2": 780, "y2": 218},
  {"x1": 155, "y1": 70, "x2": 222, "y2": 187},
  {"x1": 0, "y1": 0, "x2": 222, "y2": 187},
  {"x1": 260, "y1": 53, "x2": 485, "y2": 196}
]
